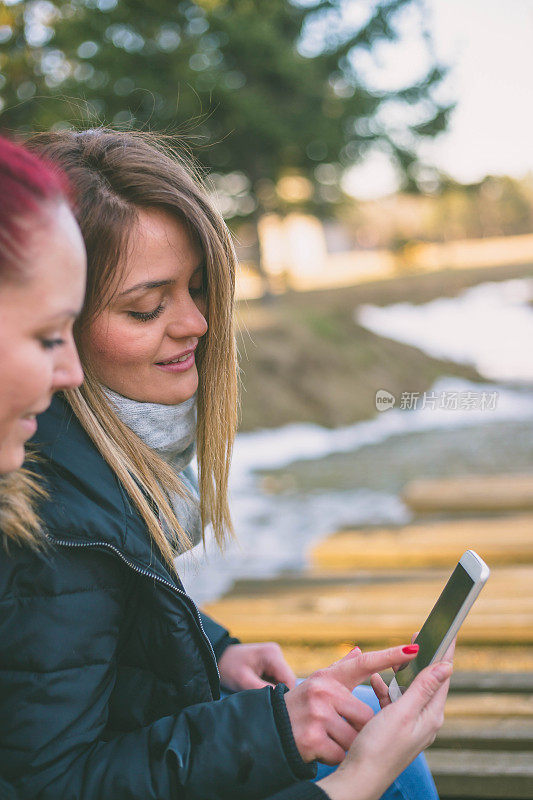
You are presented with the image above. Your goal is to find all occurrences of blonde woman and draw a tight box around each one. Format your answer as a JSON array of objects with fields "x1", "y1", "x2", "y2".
[
  {"x1": 0, "y1": 129, "x2": 451, "y2": 800},
  {"x1": 0, "y1": 136, "x2": 86, "y2": 798}
]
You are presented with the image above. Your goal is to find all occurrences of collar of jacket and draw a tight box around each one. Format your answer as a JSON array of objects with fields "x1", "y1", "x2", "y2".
[{"x1": 29, "y1": 394, "x2": 177, "y2": 588}]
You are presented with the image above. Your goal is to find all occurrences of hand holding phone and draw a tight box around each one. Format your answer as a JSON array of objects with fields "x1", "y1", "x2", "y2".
[
  {"x1": 318, "y1": 660, "x2": 453, "y2": 800},
  {"x1": 388, "y1": 550, "x2": 490, "y2": 702}
]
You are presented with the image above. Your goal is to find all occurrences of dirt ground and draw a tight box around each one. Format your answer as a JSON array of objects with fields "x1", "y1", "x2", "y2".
[{"x1": 235, "y1": 262, "x2": 533, "y2": 431}]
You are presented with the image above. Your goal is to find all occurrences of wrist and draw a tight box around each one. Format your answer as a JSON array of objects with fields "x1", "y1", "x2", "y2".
[
  {"x1": 271, "y1": 684, "x2": 317, "y2": 780},
  {"x1": 317, "y1": 762, "x2": 381, "y2": 800},
  {"x1": 317, "y1": 773, "x2": 356, "y2": 800}
]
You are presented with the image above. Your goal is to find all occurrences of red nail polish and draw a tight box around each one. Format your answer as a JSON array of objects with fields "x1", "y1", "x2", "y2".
[{"x1": 402, "y1": 645, "x2": 419, "y2": 655}]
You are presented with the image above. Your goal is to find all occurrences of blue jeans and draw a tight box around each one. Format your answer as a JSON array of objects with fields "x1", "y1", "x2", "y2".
[{"x1": 313, "y1": 684, "x2": 439, "y2": 800}]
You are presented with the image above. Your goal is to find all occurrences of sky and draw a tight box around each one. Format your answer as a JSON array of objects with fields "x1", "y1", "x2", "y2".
[{"x1": 342, "y1": 0, "x2": 533, "y2": 199}]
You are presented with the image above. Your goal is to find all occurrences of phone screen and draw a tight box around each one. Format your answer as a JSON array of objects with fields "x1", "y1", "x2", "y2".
[{"x1": 395, "y1": 562, "x2": 474, "y2": 693}]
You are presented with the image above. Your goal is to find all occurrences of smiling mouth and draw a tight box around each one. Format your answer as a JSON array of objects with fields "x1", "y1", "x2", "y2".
[
  {"x1": 156, "y1": 354, "x2": 192, "y2": 366},
  {"x1": 156, "y1": 346, "x2": 197, "y2": 366}
]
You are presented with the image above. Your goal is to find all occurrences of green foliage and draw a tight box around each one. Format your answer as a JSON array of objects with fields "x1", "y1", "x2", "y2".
[
  {"x1": 0, "y1": 0, "x2": 453, "y2": 218},
  {"x1": 298, "y1": 308, "x2": 347, "y2": 342}
]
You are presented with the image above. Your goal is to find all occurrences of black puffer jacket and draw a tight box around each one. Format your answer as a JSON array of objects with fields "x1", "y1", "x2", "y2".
[{"x1": 0, "y1": 395, "x2": 327, "y2": 800}]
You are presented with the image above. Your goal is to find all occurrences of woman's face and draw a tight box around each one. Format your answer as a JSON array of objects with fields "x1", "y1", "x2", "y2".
[
  {"x1": 83, "y1": 208, "x2": 208, "y2": 405},
  {"x1": 0, "y1": 203, "x2": 86, "y2": 473}
]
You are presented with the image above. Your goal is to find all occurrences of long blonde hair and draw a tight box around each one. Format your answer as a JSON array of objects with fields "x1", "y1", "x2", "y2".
[
  {"x1": 27, "y1": 129, "x2": 238, "y2": 567},
  {"x1": 0, "y1": 467, "x2": 46, "y2": 553}
]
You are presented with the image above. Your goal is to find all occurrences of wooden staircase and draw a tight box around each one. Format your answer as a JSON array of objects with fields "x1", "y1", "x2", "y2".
[{"x1": 205, "y1": 474, "x2": 533, "y2": 799}]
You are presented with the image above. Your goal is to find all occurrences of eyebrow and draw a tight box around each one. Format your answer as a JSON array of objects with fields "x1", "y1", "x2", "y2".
[
  {"x1": 119, "y1": 262, "x2": 205, "y2": 298},
  {"x1": 119, "y1": 278, "x2": 175, "y2": 298},
  {"x1": 45, "y1": 309, "x2": 81, "y2": 322}
]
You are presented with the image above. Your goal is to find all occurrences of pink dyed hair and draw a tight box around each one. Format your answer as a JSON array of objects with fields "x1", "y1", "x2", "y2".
[{"x1": 0, "y1": 135, "x2": 73, "y2": 280}]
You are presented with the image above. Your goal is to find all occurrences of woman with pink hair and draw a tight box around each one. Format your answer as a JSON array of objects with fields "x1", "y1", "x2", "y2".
[
  {"x1": 0, "y1": 137, "x2": 86, "y2": 797},
  {"x1": 0, "y1": 135, "x2": 86, "y2": 477}
]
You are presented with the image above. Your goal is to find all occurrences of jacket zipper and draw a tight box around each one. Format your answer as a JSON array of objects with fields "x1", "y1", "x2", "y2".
[{"x1": 50, "y1": 537, "x2": 220, "y2": 684}]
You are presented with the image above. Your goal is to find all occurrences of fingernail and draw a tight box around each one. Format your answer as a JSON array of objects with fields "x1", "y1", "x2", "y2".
[
  {"x1": 402, "y1": 645, "x2": 419, "y2": 655},
  {"x1": 433, "y1": 662, "x2": 452, "y2": 681},
  {"x1": 350, "y1": 646, "x2": 361, "y2": 655}
]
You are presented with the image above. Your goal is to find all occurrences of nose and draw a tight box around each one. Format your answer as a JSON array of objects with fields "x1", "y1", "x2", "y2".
[
  {"x1": 166, "y1": 294, "x2": 208, "y2": 342},
  {"x1": 52, "y1": 335, "x2": 84, "y2": 392}
]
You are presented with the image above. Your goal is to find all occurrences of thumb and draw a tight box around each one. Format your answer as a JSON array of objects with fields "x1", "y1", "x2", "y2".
[
  {"x1": 269, "y1": 662, "x2": 297, "y2": 690},
  {"x1": 261, "y1": 650, "x2": 298, "y2": 689},
  {"x1": 239, "y1": 667, "x2": 275, "y2": 690},
  {"x1": 400, "y1": 662, "x2": 453, "y2": 715}
]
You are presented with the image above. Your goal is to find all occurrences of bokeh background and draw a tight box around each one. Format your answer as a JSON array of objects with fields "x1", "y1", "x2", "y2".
[{"x1": 2, "y1": 3, "x2": 533, "y2": 791}]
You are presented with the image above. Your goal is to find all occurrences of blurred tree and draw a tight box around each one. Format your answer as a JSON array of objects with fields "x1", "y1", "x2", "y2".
[
  {"x1": 340, "y1": 173, "x2": 533, "y2": 249},
  {"x1": 0, "y1": 0, "x2": 452, "y2": 223}
]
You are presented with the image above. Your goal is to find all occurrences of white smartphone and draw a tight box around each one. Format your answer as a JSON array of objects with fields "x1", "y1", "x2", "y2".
[{"x1": 388, "y1": 550, "x2": 490, "y2": 702}]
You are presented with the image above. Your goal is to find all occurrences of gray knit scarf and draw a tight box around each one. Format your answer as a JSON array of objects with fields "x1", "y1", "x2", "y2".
[{"x1": 104, "y1": 388, "x2": 202, "y2": 550}]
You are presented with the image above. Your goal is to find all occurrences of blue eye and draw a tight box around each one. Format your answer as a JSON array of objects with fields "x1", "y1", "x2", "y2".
[
  {"x1": 41, "y1": 338, "x2": 65, "y2": 350},
  {"x1": 128, "y1": 304, "x2": 165, "y2": 322}
]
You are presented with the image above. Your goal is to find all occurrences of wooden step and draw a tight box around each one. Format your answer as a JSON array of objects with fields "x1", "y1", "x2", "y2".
[
  {"x1": 450, "y1": 673, "x2": 533, "y2": 694},
  {"x1": 205, "y1": 566, "x2": 533, "y2": 647},
  {"x1": 311, "y1": 514, "x2": 533, "y2": 571},
  {"x1": 360, "y1": 672, "x2": 533, "y2": 697},
  {"x1": 230, "y1": 568, "x2": 451, "y2": 596},
  {"x1": 426, "y1": 749, "x2": 533, "y2": 798},
  {"x1": 435, "y1": 717, "x2": 533, "y2": 751},
  {"x1": 403, "y1": 474, "x2": 533, "y2": 514},
  {"x1": 444, "y1": 693, "x2": 533, "y2": 719}
]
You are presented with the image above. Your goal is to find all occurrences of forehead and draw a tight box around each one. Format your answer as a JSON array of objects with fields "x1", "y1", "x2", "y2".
[
  {"x1": 0, "y1": 204, "x2": 86, "y2": 322},
  {"x1": 23, "y1": 205, "x2": 85, "y2": 294},
  {"x1": 121, "y1": 208, "x2": 202, "y2": 289}
]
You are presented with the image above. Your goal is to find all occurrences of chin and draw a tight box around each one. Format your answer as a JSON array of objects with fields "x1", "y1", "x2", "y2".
[
  {"x1": 0, "y1": 442, "x2": 26, "y2": 475},
  {"x1": 142, "y1": 375, "x2": 198, "y2": 406},
  {"x1": 160, "y1": 389, "x2": 197, "y2": 405},
  {"x1": 160, "y1": 373, "x2": 198, "y2": 405}
]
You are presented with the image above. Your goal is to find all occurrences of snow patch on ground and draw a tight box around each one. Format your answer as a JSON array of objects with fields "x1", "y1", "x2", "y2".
[{"x1": 356, "y1": 278, "x2": 533, "y2": 383}]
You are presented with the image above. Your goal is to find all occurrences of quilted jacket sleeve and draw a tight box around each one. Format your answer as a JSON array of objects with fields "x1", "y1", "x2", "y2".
[
  {"x1": 199, "y1": 610, "x2": 240, "y2": 659},
  {"x1": 0, "y1": 778, "x2": 17, "y2": 800},
  {"x1": 268, "y1": 784, "x2": 330, "y2": 800},
  {"x1": 0, "y1": 545, "x2": 313, "y2": 800}
]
